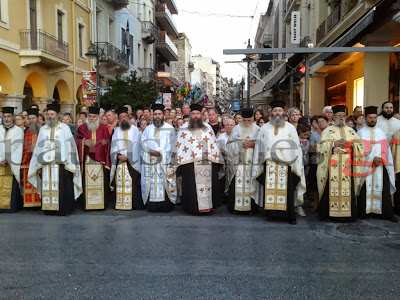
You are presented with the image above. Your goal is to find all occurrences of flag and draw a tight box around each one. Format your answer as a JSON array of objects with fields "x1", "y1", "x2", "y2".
[{"x1": 124, "y1": 20, "x2": 130, "y2": 57}]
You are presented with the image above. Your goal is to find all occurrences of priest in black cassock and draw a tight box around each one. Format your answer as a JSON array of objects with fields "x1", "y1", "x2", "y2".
[
  {"x1": 172, "y1": 104, "x2": 224, "y2": 215},
  {"x1": 110, "y1": 107, "x2": 144, "y2": 210},
  {"x1": 28, "y1": 104, "x2": 83, "y2": 216},
  {"x1": 356, "y1": 106, "x2": 398, "y2": 222},
  {"x1": 0, "y1": 107, "x2": 24, "y2": 213},
  {"x1": 252, "y1": 100, "x2": 306, "y2": 225}
]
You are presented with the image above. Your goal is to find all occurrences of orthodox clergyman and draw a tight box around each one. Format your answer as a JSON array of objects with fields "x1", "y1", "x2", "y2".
[
  {"x1": 28, "y1": 104, "x2": 82, "y2": 216},
  {"x1": 141, "y1": 104, "x2": 177, "y2": 212},
  {"x1": 76, "y1": 106, "x2": 111, "y2": 210},
  {"x1": 0, "y1": 107, "x2": 24, "y2": 213},
  {"x1": 252, "y1": 101, "x2": 306, "y2": 225},
  {"x1": 110, "y1": 107, "x2": 143, "y2": 210}
]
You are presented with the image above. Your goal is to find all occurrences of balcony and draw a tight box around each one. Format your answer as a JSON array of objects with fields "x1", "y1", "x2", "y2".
[
  {"x1": 141, "y1": 21, "x2": 158, "y2": 44},
  {"x1": 95, "y1": 42, "x2": 129, "y2": 72},
  {"x1": 316, "y1": 0, "x2": 359, "y2": 45},
  {"x1": 105, "y1": 0, "x2": 129, "y2": 10},
  {"x1": 141, "y1": 68, "x2": 157, "y2": 83},
  {"x1": 155, "y1": 32, "x2": 178, "y2": 61},
  {"x1": 160, "y1": 0, "x2": 178, "y2": 14},
  {"x1": 19, "y1": 29, "x2": 69, "y2": 67},
  {"x1": 155, "y1": 4, "x2": 179, "y2": 37},
  {"x1": 284, "y1": 0, "x2": 301, "y2": 22}
]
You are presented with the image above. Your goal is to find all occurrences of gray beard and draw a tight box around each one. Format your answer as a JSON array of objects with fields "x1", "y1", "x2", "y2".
[
  {"x1": 29, "y1": 122, "x2": 40, "y2": 133},
  {"x1": 3, "y1": 120, "x2": 14, "y2": 128},
  {"x1": 120, "y1": 121, "x2": 131, "y2": 131},
  {"x1": 270, "y1": 116, "x2": 285, "y2": 127},
  {"x1": 154, "y1": 118, "x2": 164, "y2": 128},
  {"x1": 87, "y1": 119, "x2": 100, "y2": 131},
  {"x1": 188, "y1": 118, "x2": 204, "y2": 129},
  {"x1": 242, "y1": 123, "x2": 251, "y2": 128},
  {"x1": 46, "y1": 119, "x2": 58, "y2": 128},
  {"x1": 334, "y1": 119, "x2": 345, "y2": 127}
]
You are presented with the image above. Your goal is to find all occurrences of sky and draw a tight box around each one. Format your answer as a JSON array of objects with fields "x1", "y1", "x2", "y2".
[{"x1": 174, "y1": 0, "x2": 270, "y2": 83}]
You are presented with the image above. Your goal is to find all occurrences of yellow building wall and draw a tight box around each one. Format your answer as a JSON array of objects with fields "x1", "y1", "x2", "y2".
[{"x1": 0, "y1": 0, "x2": 91, "y2": 112}]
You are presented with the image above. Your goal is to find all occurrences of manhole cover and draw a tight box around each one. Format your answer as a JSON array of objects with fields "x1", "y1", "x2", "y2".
[{"x1": 336, "y1": 224, "x2": 388, "y2": 237}]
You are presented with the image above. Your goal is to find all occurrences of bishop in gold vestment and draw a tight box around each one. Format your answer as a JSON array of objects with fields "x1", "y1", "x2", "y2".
[{"x1": 317, "y1": 105, "x2": 364, "y2": 221}]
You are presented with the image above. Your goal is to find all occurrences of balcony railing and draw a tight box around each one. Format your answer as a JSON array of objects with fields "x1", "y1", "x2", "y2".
[
  {"x1": 95, "y1": 42, "x2": 129, "y2": 69},
  {"x1": 158, "y1": 63, "x2": 172, "y2": 74},
  {"x1": 20, "y1": 29, "x2": 69, "y2": 61},
  {"x1": 156, "y1": 4, "x2": 178, "y2": 33},
  {"x1": 159, "y1": 32, "x2": 178, "y2": 55},
  {"x1": 317, "y1": 0, "x2": 359, "y2": 44},
  {"x1": 106, "y1": 0, "x2": 129, "y2": 10},
  {"x1": 141, "y1": 21, "x2": 158, "y2": 43}
]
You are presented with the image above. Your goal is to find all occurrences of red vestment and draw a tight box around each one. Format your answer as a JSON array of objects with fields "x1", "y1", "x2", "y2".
[{"x1": 21, "y1": 129, "x2": 41, "y2": 207}]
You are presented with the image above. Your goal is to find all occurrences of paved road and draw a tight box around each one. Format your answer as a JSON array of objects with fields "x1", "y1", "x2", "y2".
[{"x1": 0, "y1": 206, "x2": 399, "y2": 299}]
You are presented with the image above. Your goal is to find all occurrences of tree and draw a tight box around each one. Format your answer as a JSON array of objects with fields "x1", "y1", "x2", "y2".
[{"x1": 100, "y1": 71, "x2": 158, "y2": 110}]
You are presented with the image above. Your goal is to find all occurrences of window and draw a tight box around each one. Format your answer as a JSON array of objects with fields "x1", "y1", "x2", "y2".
[
  {"x1": 78, "y1": 24, "x2": 84, "y2": 57},
  {"x1": 121, "y1": 27, "x2": 126, "y2": 51},
  {"x1": 354, "y1": 78, "x2": 364, "y2": 109},
  {"x1": 109, "y1": 17, "x2": 115, "y2": 44},
  {"x1": 0, "y1": 0, "x2": 10, "y2": 27},
  {"x1": 57, "y1": 10, "x2": 64, "y2": 42},
  {"x1": 130, "y1": 34, "x2": 134, "y2": 65}
]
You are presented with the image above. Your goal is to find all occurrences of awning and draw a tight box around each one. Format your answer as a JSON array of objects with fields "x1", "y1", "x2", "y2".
[{"x1": 250, "y1": 52, "x2": 305, "y2": 99}]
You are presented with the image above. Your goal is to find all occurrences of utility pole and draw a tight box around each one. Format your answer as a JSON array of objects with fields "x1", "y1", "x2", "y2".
[{"x1": 246, "y1": 39, "x2": 252, "y2": 108}]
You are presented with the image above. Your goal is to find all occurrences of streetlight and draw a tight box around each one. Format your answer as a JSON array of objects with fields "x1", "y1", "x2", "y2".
[{"x1": 85, "y1": 42, "x2": 107, "y2": 107}]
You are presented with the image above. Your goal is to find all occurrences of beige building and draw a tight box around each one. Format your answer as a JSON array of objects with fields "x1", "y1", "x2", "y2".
[
  {"x1": 0, "y1": 0, "x2": 92, "y2": 114},
  {"x1": 252, "y1": 0, "x2": 400, "y2": 115}
]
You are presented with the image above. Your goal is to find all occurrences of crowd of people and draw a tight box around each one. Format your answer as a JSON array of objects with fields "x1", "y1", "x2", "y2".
[{"x1": 1, "y1": 100, "x2": 400, "y2": 225}]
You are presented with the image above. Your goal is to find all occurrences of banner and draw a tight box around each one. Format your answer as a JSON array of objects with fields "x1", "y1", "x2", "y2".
[
  {"x1": 233, "y1": 100, "x2": 240, "y2": 111},
  {"x1": 82, "y1": 71, "x2": 97, "y2": 103},
  {"x1": 163, "y1": 93, "x2": 172, "y2": 109}
]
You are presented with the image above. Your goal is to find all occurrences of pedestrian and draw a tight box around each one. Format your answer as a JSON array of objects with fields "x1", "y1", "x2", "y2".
[
  {"x1": 296, "y1": 124, "x2": 311, "y2": 217},
  {"x1": 0, "y1": 107, "x2": 24, "y2": 213},
  {"x1": 288, "y1": 107, "x2": 301, "y2": 129},
  {"x1": 353, "y1": 113, "x2": 364, "y2": 132},
  {"x1": 252, "y1": 100, "x2": 306, "y2": 225},
  {"x1": 15, "y1": 114, "x2": 26, "y2": 131},
  {"x1": 208, "y1": 108, "x2": 221, "y2": 136},
  {"x1": 141, "y1": 104, "x2": 177, "y2": 212},
  {"x1": 253, "y1": 109, "x2": 264, "y2": 124},
  {"x1": 322, "y1": 106, "x2": 334, "y2": 126},
  {"x1": 28, "y1": 104, "x2": 82, "y2": 216},
  {"x1": 234, "y1": 113, "x2": 243, "y2": 125}
]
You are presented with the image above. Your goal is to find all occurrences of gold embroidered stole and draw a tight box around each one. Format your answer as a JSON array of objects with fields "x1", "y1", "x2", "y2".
[
  {"x1": 42, "y1": 126, "x2": 60, "y2": 211},
  {"x1": 328, "y1": 127, "x2": 352, "y2": 217},
  {"x1": 0, "y1": 165, "x2": 13, "y2": 210},
  {"x1": 264, "y1": 160, "x2": 288, "y2": 211},
  {"x1": 85, "y1": 157, "x2": 105, "y2": 210},
  {"x1": 115, "y1": 131, "x2": 132, "y2": 210},
  {"x1": 234, "y1": 128, "x2": 253, "y2": 211},
  {"x1": 23, "y1": 132, "x2": 40, "y2": 207}
]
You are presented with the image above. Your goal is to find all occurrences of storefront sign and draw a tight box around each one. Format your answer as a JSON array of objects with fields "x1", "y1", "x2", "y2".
[{"x1": 291, "y1": 11, "x2": 301, "y2": 45}]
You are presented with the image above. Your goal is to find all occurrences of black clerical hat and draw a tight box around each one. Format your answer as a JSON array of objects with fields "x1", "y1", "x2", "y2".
[
  {"x1": 241, "y1": 108, "x2": 254, "y2": 118},
  {"x1": 270, "y1": 100, "x2": 286, "y2": 109},
  {"x1": 332, "y1": 105, "x2": 347, "y2": 114},
  {"x1": 2, "y1": 107, "x2": 14, "y2": 115},
  {"x1": 88, "y1": 106, "x2": 100, "y2": 115},
  {"x1": 116, "y1": 107, "x2": 128, "y2": 116},
  {"x1": 26, "y1": 108, "x2": 39, "y2": 117},
  {"x1": 364, "y1": 106, "x2": 378, "y2": 116},
  {"x1": 46, "y1": 103, "x2": 60, "y2": 113},
  {"x1": 151, "y1": 104, "x2": 165, "y2": 112},
  {"x1": 190, "y1": 104, "x2": 203, "y2": 112}
]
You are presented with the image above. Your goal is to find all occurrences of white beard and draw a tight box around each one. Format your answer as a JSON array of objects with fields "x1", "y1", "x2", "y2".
[
  {"x1": 334, "y1": 119, "x2": 345, "y2": 127},
  {"x1": 87, "y1": 118, "x2": 100, "y2": 131},
  {"x1": 270, "y1": 116, "x2": 285, "y2": 127}
]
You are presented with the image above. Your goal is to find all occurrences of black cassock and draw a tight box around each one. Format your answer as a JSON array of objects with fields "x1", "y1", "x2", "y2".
[
  {"x1": 0, "y1": 176, "x2": 23, "y2": 213},
  {"x1": 177, "y1": 162, "x2": 223, "y2": 215},
  {"x1": 319, "y1": 175, "x2": 358, "y2": 222},
  {"x1": 357, "y1": 168, "x2": 395, "y2": 220},
  {"x1": 256, "y1": 164, "x2": 299, "y2": 223}
]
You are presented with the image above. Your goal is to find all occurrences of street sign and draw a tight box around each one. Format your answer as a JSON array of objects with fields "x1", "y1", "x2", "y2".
[
  {"x1": 291, "y1": 11, "x2": 301, "y2": 45},
  {"x1": 157, "y1": 72, "x2": 171, "y2": 77}
]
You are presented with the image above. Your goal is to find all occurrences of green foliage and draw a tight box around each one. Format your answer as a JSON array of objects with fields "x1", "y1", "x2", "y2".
[{"x1": 100, "y1": 71, "x2": 158, "y2": 110}]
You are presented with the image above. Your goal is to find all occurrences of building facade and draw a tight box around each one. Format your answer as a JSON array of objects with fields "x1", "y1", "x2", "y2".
[{"x1": 0, "y1": 0, "x2": 92, "y2": 113}]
